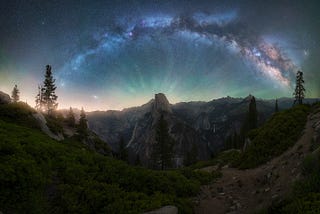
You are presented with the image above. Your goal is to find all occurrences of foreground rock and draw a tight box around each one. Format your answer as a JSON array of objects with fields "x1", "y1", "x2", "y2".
[
  {"x1": 0, "y1": 91, "x2": 11, "y2": 104},
  {"x1": 144, "y1": 206, "x2": 178, "y2": 214},
  {"x1": 33, "y1": 112, "x2": 64, "y2": 141}
]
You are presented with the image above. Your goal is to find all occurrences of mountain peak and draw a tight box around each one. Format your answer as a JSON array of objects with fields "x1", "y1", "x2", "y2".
[
  {"x1": 243, "y1": 94, "x2": 254, "y2": 102},
  {"x1": 153, "y1": 93, "x2": 172, "y2": 113}
]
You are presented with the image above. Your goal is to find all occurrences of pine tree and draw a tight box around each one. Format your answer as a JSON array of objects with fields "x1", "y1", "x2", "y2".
[
  {"x1": 239, "y1": 96, "x2": 258, "y2": 149},
  {"x1": 275, "y1": 99, "x2": 279, "y2": 112},
  {"x1": 42, "y1": 65, "x2": 58, "y2": 115},
  {"x1": 153, "y1": 114, "x2": 174, "y2": 170},
  {"x1": 246, "y1": 96, "x2": 258, "y2": 130},
  {"x1": 77, "y1": 107, "x2": 88, "y2": 137},
  {"x1": 293, "y1": 70, "x2": 305, "y2": 105},
  {"x1": 67, "y1": 107, "x2": 76, "y2": 127},
  {"x1": 35, "y1": 84, "x2": 43, "y2": 111},
  {"x1": 118, "y1": 136, "x2": 128, "y2": 162},
  {"x1": 11, "y1": 84, "x2": 20, "y2": 103}
]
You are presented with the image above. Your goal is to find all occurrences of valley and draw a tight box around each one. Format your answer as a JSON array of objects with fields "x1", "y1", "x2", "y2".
[{"x1": 1, "y1": 90, "x2": 319, "y2": 213}]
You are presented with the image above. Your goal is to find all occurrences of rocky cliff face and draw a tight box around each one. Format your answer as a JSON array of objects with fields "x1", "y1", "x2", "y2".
[
  {"x1": 152, "y1": 93, "x2": 172, "y2": 114},
  {"x1": 88, "y1": 93, "x2": 212, "y2": 167},
  {"x1": 33, "y1": 112, "x2": 64, "y2": 141},
  {"x1": 194, "y1": 112, "x2": 211, "y2": 130},
  {"x1": 123, "y1": 93, "x2": 210, "y2": 167},
  {"x1": 87, "y1": 94, "x2": 319, "y2": 167},
  {"x1": 0, "y1": 91, "x2": 11, "y2": 104},
  {"x1": 87, "y1": 101, "x2": 152, "y2": 150}
]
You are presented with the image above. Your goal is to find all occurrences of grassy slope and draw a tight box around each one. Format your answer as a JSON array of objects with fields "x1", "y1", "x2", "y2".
[
  {"x1": 262, "y1": 103, "x2": 320, "y2": 213},
  {"x1": 188, "y1": 105, "x2": 310, "y2": 171},
  {"x1": 0, "y1": 102, "x2": 39, "y2": 128},
  {"x1": 238, "y1": 104, "x2": 310, "y2": 169},
  {"x1": 188, "y1": 103, "x2": 318, "y2": 213},
  {"x1": 0, "y1": 104, "x2": 217, "y2": 214},
  {"x1": 269, "y1": 151, "x2": 320, "y2": 214}
]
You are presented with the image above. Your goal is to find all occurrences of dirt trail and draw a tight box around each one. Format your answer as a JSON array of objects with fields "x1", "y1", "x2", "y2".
[{"x1": 195, "y1": 108, "x2": 320, "y2": 214}]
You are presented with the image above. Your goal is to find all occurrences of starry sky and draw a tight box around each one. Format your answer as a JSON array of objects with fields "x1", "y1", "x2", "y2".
[{"x1": 0, "y1": 0, "x2": 319, "y2": 111}]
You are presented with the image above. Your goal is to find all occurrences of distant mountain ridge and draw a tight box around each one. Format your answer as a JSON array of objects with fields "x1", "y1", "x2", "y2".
[{"x1": 86, "y1": 93, "x2": 319, "y2": 166}]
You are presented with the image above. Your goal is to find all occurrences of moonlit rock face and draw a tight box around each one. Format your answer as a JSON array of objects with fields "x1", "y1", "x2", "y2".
[{"x1": 153, "y1": 93, "x2": 172, "y2": 113}]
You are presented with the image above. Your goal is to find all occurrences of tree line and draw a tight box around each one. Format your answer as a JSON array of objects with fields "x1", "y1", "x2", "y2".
[{"x1": 10, "y1": 65, "x2": 89, "y2": 138}]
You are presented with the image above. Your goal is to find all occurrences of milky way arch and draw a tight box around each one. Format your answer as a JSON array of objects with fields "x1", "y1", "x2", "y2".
[{"x1": 57, "y1": 10, "x2": 298, "y2": 105}]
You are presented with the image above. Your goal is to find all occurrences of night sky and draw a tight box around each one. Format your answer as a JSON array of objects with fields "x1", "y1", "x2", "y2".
[{"x1": 0, "y1": 0, "x2": 319, "y2": 111}]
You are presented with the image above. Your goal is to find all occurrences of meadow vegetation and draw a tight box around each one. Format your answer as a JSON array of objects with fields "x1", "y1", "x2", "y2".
[{"x1": 0, "y1": 103, "x2": 217, "y2": 213}]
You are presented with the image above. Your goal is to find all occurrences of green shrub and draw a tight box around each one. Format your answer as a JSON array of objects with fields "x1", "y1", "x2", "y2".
[
  {"x1": 189, "y1": 149, "x2": 241, "y2": 170},
  {"x1": 281, "y1": 193, "x2": 320, "y2": 214},
  {"x1": 188, "y1": 159, "x2": 217, "y2": 169},
  {"x1": 0, "y1": 102, "x2": 39, "y2": 128},
  {"x1": 309, "y1": 137, "x2": 320, "y2": 152},
  {"x1": 302, "y1": 154, "x2": 320, "y2": 175},
  {"x1": 216, "y1": 149, "x2": 241, "y2": 167},
  {"x1": 180, "y1": 167, "x2": 221, "y2": 185}
]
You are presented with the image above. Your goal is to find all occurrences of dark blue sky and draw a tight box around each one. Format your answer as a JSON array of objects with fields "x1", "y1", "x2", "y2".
[{"x1": 0, "y1": 0, "x2": 319, "y2": 110}]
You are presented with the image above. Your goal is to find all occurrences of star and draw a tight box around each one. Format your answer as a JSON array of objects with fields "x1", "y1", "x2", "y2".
[{"x1": 0, "y1": 0, "x2": 319, "y2": 110}]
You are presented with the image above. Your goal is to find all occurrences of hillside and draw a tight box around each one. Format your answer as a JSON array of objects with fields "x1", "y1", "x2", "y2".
[
  {"x1": 1, "y1": 99, "x2": 319, "y2": 213},
  {"x1": 195, "y1": 103, "x2": 320, "y2": 213},
  {"x1": 0, "y1": 103, "x2": 218, "y2": 214},
  {"x1": 87, "y1": 94, "x2": 318, "y2": 167}
]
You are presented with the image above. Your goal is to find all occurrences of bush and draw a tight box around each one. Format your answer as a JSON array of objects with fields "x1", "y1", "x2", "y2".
[
  {"x1": 180, "y1": 167, "x2": 221, "y2": 185},
  {"x1": 280, "y1": 193, "x2": 320, "y2": 214},
  {"x1": 189, "y1": 149, "x2": 241, "y2": 170},
  {"x1": 302, "y1": 154, "x2": 320, "y2": 175},
  {"x1": 0, "y1": 102, "x2": 39, "y2": 128}
]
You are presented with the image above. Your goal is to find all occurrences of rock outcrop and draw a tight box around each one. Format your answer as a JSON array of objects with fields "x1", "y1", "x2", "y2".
[
  {"x1": 0, "y1": 91, "x2": 11, "y2": 104},
  {"x1": 194, "y1": 112, "x2": 211, "y2": 130},
  {"x1": 33, "y1": 112, "x2": 64, "y2": 141}
]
